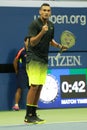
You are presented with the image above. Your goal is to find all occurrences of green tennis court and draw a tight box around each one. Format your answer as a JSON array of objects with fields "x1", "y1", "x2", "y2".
[{"x1": 0, "y1": 108, "x2": 87, "y2": 130}]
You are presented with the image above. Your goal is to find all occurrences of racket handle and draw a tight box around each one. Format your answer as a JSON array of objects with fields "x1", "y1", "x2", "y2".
[
  {"x1": 60, "y1": 48, "x2": 63, "y2": 54},
  {"x1": 55, "y1": 49, "x2": 62, "y2": 60},
  {"x1": 55, "y1": 52, "x2": 61, "y2": 60},
  {"x1": 57, "y1": 53, "x2": 61, "y2": 57}
]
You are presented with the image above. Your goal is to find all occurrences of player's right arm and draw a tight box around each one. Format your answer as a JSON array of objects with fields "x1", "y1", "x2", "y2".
[{"x1": 30, "y1": 24, "x2": 48, "y2": 47}]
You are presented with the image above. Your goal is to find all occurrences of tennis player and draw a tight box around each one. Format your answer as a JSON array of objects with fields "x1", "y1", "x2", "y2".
[{"x1": 24, "y1": 3, "x2": 67, "y2": 124}]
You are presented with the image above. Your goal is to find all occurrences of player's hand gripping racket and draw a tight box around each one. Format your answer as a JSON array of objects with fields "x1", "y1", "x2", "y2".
[{"x1": 55, "y1": 30, "x2": 76, "y2": 59}]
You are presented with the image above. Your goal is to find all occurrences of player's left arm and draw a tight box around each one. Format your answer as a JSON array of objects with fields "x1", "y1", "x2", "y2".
[
  {"x1": 50, "y1": 39, "x2": 62, "y2": 49},
  {"x1": 50, "y1": 39, "x2": 68, "y2": 51}
]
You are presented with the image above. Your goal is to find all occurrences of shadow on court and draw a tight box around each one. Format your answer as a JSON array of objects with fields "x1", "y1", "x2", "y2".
[{"x1": 0, "y1": 122, "x2": 87, "y2": 130}]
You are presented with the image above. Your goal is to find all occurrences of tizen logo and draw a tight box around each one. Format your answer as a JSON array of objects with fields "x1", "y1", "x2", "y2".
[
  {"x1": 34, "y1": 15, "x2": 86, "y2": 26},
  {"x1": 48, "y1": 55, "x2": 82, "y2": 67}
]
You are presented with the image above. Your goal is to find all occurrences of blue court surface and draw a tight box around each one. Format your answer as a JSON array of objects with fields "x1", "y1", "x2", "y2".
[{"x1": 0, "y1": 122, "x2": 87, "y2": 130}]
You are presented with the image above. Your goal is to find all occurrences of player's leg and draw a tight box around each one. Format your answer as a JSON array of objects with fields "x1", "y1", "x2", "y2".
[
  {"x1": 24, "y1": 60, "x2": 47, "y2": 124},
  {"x1": 31, "y1": 62, "x2": 47, "y2": 123}
]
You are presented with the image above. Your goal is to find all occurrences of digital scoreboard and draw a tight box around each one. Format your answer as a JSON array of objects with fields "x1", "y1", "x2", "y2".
[{"x1": 60, "y1": 75, "x2": 87, "y2": 98}]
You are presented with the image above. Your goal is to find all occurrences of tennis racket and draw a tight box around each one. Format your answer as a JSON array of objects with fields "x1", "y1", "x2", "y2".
[{"x1": 55, "y1": 30, "x2": 76, "y2": 59}]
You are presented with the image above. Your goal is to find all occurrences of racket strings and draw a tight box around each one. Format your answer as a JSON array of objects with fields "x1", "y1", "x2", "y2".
[{"x1": 55, "y1": 30, "x2": 76, "y2": 59}]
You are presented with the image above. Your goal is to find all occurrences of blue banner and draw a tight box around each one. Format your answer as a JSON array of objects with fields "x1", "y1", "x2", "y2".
[
  {"x1": 0, "y1": 7, "x2": 87, "y2": 64},
  {"x1": 0, "y1": 2, "x2": 87, "y2": 110}
]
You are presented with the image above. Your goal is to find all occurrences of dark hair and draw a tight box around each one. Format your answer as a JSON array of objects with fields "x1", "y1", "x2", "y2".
[
  {"x1": 40, "y1": 3, "x2": 50, "y2": 9},
  {"x1": 24, "y1": 36, "x2": 29, "y2": 42}
]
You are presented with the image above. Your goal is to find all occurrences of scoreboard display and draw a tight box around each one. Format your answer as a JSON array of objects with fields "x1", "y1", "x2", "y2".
[
  {"x1": 38, "y1": 68, "x2": 87, "y2": 108},
  {"x1": 60, "y1": 75, "x2": 87, "y2": 98}
]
